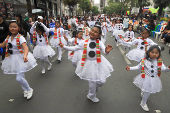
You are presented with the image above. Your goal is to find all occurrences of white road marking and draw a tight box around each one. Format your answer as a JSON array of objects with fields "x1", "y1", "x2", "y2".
[
  {"x1": 118, "y1": 46, "x2": 131, "y2": 65},
  {"x1": 51, "y1": 50, "x2": 66, "y2": 62}
]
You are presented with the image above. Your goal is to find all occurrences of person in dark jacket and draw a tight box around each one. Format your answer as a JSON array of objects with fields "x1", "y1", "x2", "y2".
[
  {"x1": 0, "y1": 14, "x2": 9, "y2": 61},
  {"x1": 61, "y1": 14, "x2": 67, "y2": 24}
]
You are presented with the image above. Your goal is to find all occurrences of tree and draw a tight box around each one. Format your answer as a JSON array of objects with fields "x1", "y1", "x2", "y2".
[
  {"x1": 78, "y1": 0, "x2": 92, "y2": 15},
  {"x1": 103, "y1": 3, "x2": 128, "y2": 15},
  {"x1": 26, "y1": 0, "x2": 32, "y2": 17},
  {"x1": 108, "y1": 0, "x2": 119, "y2": 5},
  {"x1": 91, "y1": 6, "x2": 99, "y2": 15},
  {"x1": 154, "y1": 0, "x2": 170, "y2": 19},
  {"x1": 63, "y1": 0, "x2": 81, "y2": 16}
]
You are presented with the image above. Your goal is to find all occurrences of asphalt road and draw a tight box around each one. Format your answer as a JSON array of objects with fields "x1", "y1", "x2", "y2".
[{"x1": 0, "y1": 32, "x2": 170, "y2": 113}]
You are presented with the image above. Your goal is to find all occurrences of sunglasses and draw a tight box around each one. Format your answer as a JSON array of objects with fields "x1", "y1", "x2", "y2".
[{"x1": 7, "y1": 43, "x2": 13, "y2": 54}]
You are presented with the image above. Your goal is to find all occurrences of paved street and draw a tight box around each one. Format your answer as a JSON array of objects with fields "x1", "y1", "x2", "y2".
[{"x1": 0, "y1": 32, "x2": 170, "y2": 113}]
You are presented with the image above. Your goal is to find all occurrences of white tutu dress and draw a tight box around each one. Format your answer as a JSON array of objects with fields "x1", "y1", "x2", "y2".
[
  {"x1": 33, "y1": 45, "x2": 55, "y2": 59},
  {"x1": 1, "y1": 34, "x2": 37, "y2": 74},
  {"x1": 64, "y1": 39, "x2": 113, "y2": 81},
  {"x1": 122, "y1": 37, "x2": 157, "y2": 62},
  {"x1": 49, "y1": 27, "x2": 67, "y2": 48},
  {"x1": 30, "y1": 22, "x2": 56, "y2": 59},
  {"x1": 121, "y1": 31, "x2": 135, "y2": 47},
  {"x1": 130, "y1": 59, "x2": 170, "y2": 93},
  {"x1": 113, "y1": 23, "x2": 125, "y2": 36},
  {"x1": 67, "y1": 38, "x2": 83, "y2": 62}
]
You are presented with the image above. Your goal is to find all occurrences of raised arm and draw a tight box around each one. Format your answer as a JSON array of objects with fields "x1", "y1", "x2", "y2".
[
  {"x1": 40, "y1": 23, "x2": 49, "y2": 34},
  {"x1": 30, "y1": 21, "x2": 38, "y2": 35}
]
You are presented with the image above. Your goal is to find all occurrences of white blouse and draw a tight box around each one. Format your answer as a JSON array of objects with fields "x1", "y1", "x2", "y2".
[
  {"x1": 64, "y1": 39, "x2": 108, "y2": 60},
  {"x1": 6, "y1": 34, "x2": 26, "y2": 55},
  {"x1": 130, "y1": 59, "x2": 170, "y2": 77}
]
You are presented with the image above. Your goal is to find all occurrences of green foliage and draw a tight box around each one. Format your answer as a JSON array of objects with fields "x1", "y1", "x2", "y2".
[
  {"x1": 78, "y1": 0, "x2": 92, "y2": 13},
  {"x1": 154, "y1": 0, "x2": 170, "y2": 18},
  {"x1": 91, "y1": 6, "x2": 99, "y2": 14},
  {"x1": 103, "y1": 3, "x2": 128, "y2": 15},
  {"x1": 63, "y1": 0, "x2": 81, "y2": 6}
]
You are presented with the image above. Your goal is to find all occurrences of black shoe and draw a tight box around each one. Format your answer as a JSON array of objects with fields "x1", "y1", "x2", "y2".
[
  {"x1": 169, "y1": 49, "x2": 170, "y2": 54},
  {"x1": 58, "y1": 60, "x2": 61, "y2": 63}
]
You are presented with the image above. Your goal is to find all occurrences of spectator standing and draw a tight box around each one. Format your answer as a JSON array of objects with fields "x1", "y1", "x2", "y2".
[
  {"x1": 61, "y1": 14, "x2": 67, "y2": 24},
  {"x1": 0, "y1": 14, "x2": 9, "y2": 61}
]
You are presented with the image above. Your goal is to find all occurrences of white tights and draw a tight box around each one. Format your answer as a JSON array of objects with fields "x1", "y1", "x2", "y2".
[
  {"x1": 16, "y1": 72, "x2": 31, "y2": 91},
  {"x1": 40, "y1": 56, "x2": 50, "y2": 70},
  {"x1": 88, "y1": 79, "x2": 106, "y2": 98},
  {"x1": 142, "y1": 92, "x2": 150, "y2": 105},
  {"x1": 57, "y1": 47, "x2": 62, "y2": 61}
]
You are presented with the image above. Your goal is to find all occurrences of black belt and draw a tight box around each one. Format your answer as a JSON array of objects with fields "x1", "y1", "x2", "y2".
[{"x1": 151, "y1": 75, "x2": 154, "y2": 77}]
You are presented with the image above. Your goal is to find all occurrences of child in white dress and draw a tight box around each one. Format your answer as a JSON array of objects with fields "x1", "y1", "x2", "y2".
[
  {"x1": 59, "y1": 24, "x2": 113, "y2": 103},
  {"x1": 66, "y1": 28, "x2": 84, "y2": 68},
  {"x1": 122, "y1": 27, "x2": 157, "y2": 63},
  {"x1": 49, "y1": 20, "x2": 67, "y2": 63},
  {"x1": 126, "y1": 45, "x2": 170, "y2": 112},
  {"x1": 0, "y1": 21, "x2": 37, "y2": 99},
  {"x1": 30, "y1": 21, "x2": 55, "y2": 74}
]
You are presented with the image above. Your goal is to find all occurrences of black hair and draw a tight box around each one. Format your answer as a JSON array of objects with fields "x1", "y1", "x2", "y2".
[
  {"x1": 145, "y1": 45, "x2": 161, "y2": 60},
  {"x1": 15, "y1": 14, "x2": 22, "y2": 22},
  {"x1": 128, "y1": 24, "x2": 133, "y2": 31},
  {"x1": 63, "y1": 24, "x2": 69, "y2": 30},
  {"x1": 8, "y1": 21, "x2": 23, "y2": 35},
  {"x1": 72, "y1": 31, "x2": 77, "y2": 38},
  {"x1": 141, "y1": 27, "x2": 151, "y2": 35},
  {"x1": 36, "y1": 23, "x2": 45, "y2": 34},
  {"x1": 91, "y1": 17, "x2": 94, "y2": 21},
  {"x1": 93, "y1": 24, "x2": 102, "y2": 40},
  {"x1": 77, "y1": 28, "x2": 83, "y2": 34},
  {"x1": 84, "y1": 22, "x2": 89, "y2": 27},
  {"x1": 55, "y1": 20, "x2": 61, "y2": 25}
]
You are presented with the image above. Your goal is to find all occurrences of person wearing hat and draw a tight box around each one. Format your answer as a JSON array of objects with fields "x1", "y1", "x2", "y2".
[
  {"x1": 0, "y1": 14, "x2": 9, "y2": 61},
  {"x1": 38, "y1": 16, "x2": 43, "y2": 23}
]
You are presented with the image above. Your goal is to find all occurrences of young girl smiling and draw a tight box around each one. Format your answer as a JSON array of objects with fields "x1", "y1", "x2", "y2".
[
  {"x1": 59, "y1": 24, "x2": 113, "y2": 103},
  {"x1": 0, "y1": 21, "x2": 37, "y2": 99}
]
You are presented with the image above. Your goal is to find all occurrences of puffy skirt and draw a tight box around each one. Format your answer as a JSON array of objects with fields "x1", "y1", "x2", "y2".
[
  {"x1": 113, "y1": 30, "x2": 125, "y2": 36},
  {"x1": 133, "y1": 74, "x2": 162, "y2": 94},
  {"x1": 83, "y1": 34, "x2": 90, "y2": 39},
  {"x1": 75, "y1": 55, "x2": 114, "y2": 81},
  {"x1": 68, "y1": 50, "x2": 83, "y2": 62},
  {"x1": 33, "y1": 45, "x2": 55, "y2": 59},
  {"x1": 1, "y1": 52, "x2": 37, "y2": 74},
  {"x1": 126, "y1": 49, "x2": 145, "y2": 62},
  {"x1": 50, "y1": 36, "x2": 67, "y2": 48}
]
